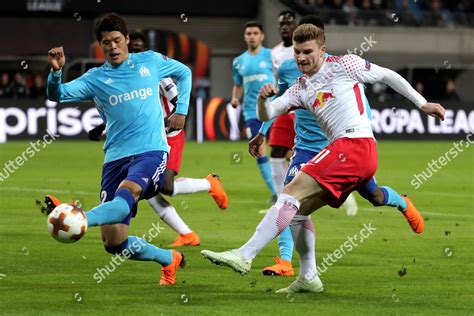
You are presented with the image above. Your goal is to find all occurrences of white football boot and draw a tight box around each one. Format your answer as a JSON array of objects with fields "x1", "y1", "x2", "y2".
[
  {"x1": 343, "y1": 193, "x2": 358, "y2": 216},
  {"x1": 275, "y1": 275, "x2": 324, "y2": 293},
  {"x1": 201, "y1": 249, "x2": 252, "y2": 275}
]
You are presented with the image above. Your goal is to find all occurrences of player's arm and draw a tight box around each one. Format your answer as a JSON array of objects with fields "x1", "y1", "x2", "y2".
[
  {"x1": 257, "y1": 81, "x2": 301, "y2": 122},
  {"x1": 231, "y1": 58, "x2": 243, "y2": 107},
  {"x1": 46, "y1": 46, "x2": 94, "y2": 102},
  {"x1": 251, "y1": 69, "x2": 290, "y2": 155},
  {"x1": 231, "y1": 85, "x2": 243, "y2": 108},
  {"x1": 154, "y1": 53, "x2": 192, "y2": 130},
  {"x1": 341, "y1": 55, "x2": 445, "y2": 120}
]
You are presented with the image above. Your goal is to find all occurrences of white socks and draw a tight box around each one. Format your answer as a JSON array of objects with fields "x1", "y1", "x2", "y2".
[
  {"x1": 270, "y1": 157, "x2": 287, "y2": 196},
  {"x1": 172, "y1": 178, "x2": 211, "y2": 196},
  {"x1": 147, "y1": 195, "x2": 192, "y2": 234},
  {"x1": 290, "y1": 215, "x2": 317, "y2": 281},
  {"x1": 238, "y1": 193, "x2": 300, "y2": 260}
]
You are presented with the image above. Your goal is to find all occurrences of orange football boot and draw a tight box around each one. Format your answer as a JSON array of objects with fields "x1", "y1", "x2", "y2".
[
  {"x1": 262, "y1": 257, "x2": 295, "y2": 276},
  {"x1": 401, "y1": 195, "x2": 424, "y2": 234},
  {"x1": 160, "y1": 250, "x2": 186, "y2": 286},
  {"x1": 206, "y1": 173, "x2": 228, "y2": 210},
  {"x1": 42, "y1": 195, "x2": 62, "y2": 215},
  {"x1": 169, "y1": 231, "x2": 201, "y2": 247}
]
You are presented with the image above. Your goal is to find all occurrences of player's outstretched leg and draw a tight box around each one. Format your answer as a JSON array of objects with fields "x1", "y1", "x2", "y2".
[
  {"x1": 172, "y1": 174, "x2": 228, "y2": 210},
  {"x1": 201, "y1": 192, "x2": 301, "y2": 275},
  {"x1": 400, "y1": 194, "x2": 424, "y2": 234},
  {"x1": 358, "y1": 179, "x2": 424, "y2": 233},
  {"x1": 103, "y1": 229, "x2": 185, "y2": 286},
  {"x1": 147, "y1": 194, "x2": 200, "y2": 246},
  {"x1": 276, "y1": 214, "x2": 323, "y2": 293},
  {"x1": 262, "y1": 227, "x2": 295, "y2": 276}
]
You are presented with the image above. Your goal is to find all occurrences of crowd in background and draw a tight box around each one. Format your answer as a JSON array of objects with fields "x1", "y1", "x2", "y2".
[
  {"x1": 0, "y1": 72, "x2": 45, "y2": 99},
  {"x1": 288, "y1": 0, "x2": 474, "y2": 26}
]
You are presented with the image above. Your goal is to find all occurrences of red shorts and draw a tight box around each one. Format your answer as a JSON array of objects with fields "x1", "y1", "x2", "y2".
[
  {"x1": 166, "y1": 131, "x2": 185, "y2": 174},
  {"x1": 269, "y1": 113, "x2": 295, "y2": 149},
  {"x1": 301, "y1": 137, "x2": 377, "y2": 208}
]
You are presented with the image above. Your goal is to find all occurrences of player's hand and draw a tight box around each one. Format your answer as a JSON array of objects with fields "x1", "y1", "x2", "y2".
[
  {"x1": 167, "y1": 113, "x2": 186, "y2": 131},
  {"x1": 88, "y1": 124, "x2": 106, "y2": 141},
  {"x1": 259, "y1": 84, "x2": 279, "y2": 99},
  {"x1": 248, "y1": 133, "x2": 265, "y2": 158},
  {"x1": 48, "y1": 46, "x2": 66, "y2": 72},
  {"x1": 230, "y1": 97, "x2": 240, "y2": 108},
  {"x1": 421, "y1": 102, "x2": 446, "y2": 121}
]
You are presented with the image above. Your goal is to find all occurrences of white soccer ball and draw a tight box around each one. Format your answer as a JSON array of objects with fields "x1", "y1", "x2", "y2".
[{"x1": 47, "y1": 203, "x2": 88, "y2": 243}]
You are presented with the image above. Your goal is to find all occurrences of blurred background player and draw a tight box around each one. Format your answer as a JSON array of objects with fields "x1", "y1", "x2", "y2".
[
  {"x1": 46, "y1": 13, "x2": 192, "y2": 285},
  {"x1": 202, "y1": 23, "x2": 444, "y2": 293},
  {"x1": 266, "y1": 10, "x2": 297, "y2": 199},
  {"x1": 59, "y1": 31, "x2": 229, "y2": 247},
  {"x1": 231, "y1": 21, "x2": 277, "y2": 203}
]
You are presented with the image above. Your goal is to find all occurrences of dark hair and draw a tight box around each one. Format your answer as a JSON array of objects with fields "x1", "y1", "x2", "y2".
[
  {"x1": 279, "y1": 10, "x2": 296, "y2": 18},
  {"x1": 129, "y1": 31, "x2": 149, "y2": 49},
  {"x1": 95, "y1": 12, "x2": 128, "y2": 41},
  {"x1": 299, "y1": 14, "x2": 325, "y2": 30},
  {"x1": 244, "y1": 21, "x2": 264, "y2": 32}
]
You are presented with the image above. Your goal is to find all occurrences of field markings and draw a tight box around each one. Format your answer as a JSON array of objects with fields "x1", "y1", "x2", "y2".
[{"x1": 3, "y1": 186, "x2": 472, "y2": 217}]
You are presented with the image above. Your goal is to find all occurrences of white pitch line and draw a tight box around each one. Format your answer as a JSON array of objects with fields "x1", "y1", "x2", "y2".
[
  {"x1": 2, "y1": 186, "x2": 472, "y2": 212},
  {"x1": 358, "y1": 207, "x2": 474, "y2": 219},
  {"x1": 0, "y1": 186, "x2": 98, "y2": 196}
]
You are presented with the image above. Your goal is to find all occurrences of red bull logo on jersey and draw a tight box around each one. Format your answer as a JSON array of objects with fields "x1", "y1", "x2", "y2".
[{"x1": 312, "y1": 91, "x2": 335, "y2": 109}]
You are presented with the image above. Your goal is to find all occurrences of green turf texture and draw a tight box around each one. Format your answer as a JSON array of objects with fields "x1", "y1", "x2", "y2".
[{"x1": 0, "y1": 140, "x2": 473, "y2": 315}]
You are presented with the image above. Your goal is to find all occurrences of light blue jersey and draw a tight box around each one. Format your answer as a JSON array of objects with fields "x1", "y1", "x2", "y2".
[
  {"x1": 277, "y1": 58, "x2": 327, "y2": 153},
  {"x1": 233, "y1": 47, "x2": 274, "y2": 120},
  {"x1": 47, "y1": 51, "x2": 191, "y2": 163}
]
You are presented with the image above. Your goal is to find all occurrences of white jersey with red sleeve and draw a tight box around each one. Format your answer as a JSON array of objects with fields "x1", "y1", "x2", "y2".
[
  {"x1": 268, "y1": 54, "x2": 427, "y2": 143},
  {"x1": 159, "y1": 77, "x2": 181, "y2": 137}
]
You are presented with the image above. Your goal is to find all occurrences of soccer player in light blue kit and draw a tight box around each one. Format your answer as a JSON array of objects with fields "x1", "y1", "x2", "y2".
[
  {"x1": 249, "y1": 15, "x2": 424, "y2": 277},
  {"x1": 231, "y1": 21, "x2": 277, "y2": 203},
  {"x1": 46, "y1": 13, "x2": 189, "y2": 286}
]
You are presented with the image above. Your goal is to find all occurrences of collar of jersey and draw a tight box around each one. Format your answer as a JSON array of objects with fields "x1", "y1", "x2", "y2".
[{"x1": 104, "y1": 53, "x2": 133, "y2": 70}]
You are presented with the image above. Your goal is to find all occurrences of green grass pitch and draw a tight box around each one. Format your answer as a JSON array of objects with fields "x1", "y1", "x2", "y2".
[{"x1": 0, "y1": 140, "x2": 473, "y2": 315}]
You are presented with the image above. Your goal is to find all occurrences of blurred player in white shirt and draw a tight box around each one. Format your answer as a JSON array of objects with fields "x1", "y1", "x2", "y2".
[
  {"x1": 266, "y1": 10, "x2": 298, "y2": 200},
  {"x1": 202, "y1": 23, "x2": 445, "y2": 293}
]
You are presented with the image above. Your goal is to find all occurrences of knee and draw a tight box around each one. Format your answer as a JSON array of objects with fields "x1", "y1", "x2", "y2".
[
  {"x1": 270, "y1": 146, "x2": 289, "y2": 158},
  {"x1": 370, "y1": 189, "x2": 385, "y2": 207},
  {"x1": 118, "y1": 181, "x2": 141, "y2": 201},
  {"x1": 104, "y1": 239, "x2": 128, "y2": 255},
  {"x1": 160, "y1": 180, "x2": 174, "y2": 196}
]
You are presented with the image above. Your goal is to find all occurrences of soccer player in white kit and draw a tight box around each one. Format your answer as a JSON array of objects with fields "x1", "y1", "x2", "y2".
[{"x1": 202, "y1": 23, "x2": 445, "y2": 293}]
